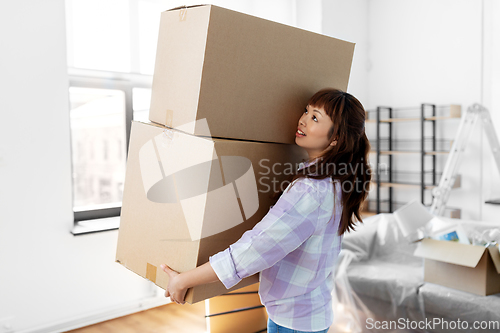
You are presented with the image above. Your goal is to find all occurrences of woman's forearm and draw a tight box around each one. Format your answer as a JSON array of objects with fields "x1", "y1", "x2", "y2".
[{"x1": 178, "y1": 261, "x2": 219, "y2": 289}]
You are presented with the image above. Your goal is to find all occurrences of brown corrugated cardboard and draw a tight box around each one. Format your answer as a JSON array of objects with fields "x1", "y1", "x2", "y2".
[
  {"x1": 208, "y1": 306, "x2": 267, "y2": 333},
  {"x1": 208, "y1": 283, "x2": 262, "y2": 315},
  {"x1": 414, "y1": 238, "x2": 500, "y2": 296},
  {"x1": 116, "y1": 121, "x2": 307, "y2": 303},
  {"x1": 149, "y1": 4, "x2": 355, "y2": 144},
  {"x1": 207, "y1": 283, "x2": 267, "y2": 332}
]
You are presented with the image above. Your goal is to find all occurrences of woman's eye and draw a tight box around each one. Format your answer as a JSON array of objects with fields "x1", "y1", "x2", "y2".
[
  {"x1": 313, "y1": 116, "x2": 318, "y2": 122},
  {"x1": 304, "y1": 108, "x2": 308, "y2": 114}
]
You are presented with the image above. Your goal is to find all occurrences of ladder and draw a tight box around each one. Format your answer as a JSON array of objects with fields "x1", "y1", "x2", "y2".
[{"x1": 430, "y1": 104, "x2": 500, "y2": 215}]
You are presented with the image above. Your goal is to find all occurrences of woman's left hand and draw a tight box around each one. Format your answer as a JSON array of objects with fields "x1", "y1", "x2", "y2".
[{"x1": 161, "y1": 264, "x2": 187, "y2": 304}]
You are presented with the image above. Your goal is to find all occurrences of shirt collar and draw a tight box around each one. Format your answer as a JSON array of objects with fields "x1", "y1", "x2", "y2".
[{"x1": 297, "y1": 158, "x2": 320, "y2": 172}]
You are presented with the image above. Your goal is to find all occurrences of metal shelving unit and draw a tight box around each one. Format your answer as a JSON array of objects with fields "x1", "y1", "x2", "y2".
[{"x1": 366, "y1": 104, "x2": 461, "y2": 214}]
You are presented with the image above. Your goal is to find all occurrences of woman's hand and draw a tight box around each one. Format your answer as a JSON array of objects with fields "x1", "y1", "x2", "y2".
[
  {"x1": 161, "y1": 264, "x2": 188, "y2": 304},
  {"x1": 160, "y1": 261, "x2": 219, "y2": 305}
]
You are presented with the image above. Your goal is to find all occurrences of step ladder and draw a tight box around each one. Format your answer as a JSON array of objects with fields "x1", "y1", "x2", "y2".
[{"x1": 430, "y1": 104, "x2": 500, "y2": 215}]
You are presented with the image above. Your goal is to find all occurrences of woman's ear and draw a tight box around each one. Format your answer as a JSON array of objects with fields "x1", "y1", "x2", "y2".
[{"x1": 330, "y1": 140, "x2": 337, "y2": 147}]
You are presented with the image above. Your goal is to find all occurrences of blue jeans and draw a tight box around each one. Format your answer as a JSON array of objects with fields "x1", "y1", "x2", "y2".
[{"x1": 267, "y1": 318, "x2": 330, "y2": 333}]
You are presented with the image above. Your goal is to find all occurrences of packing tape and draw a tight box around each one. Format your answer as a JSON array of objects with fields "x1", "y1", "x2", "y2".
[
  {"x1": 165, "y1": 109, "x2": 173, "y2": 128},
  {"x1": 179, "y1": 7, "x2": 187, "y2": 21},
  {"x1": 160, "y1": 128, "x2": 176, "y2": 148},
  {"x1": 146, "y1": 263, "x2": 157, "y2": 283}
]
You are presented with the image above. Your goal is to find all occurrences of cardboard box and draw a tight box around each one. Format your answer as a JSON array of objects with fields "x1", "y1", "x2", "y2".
[
  {"x1": 149, "y1": 4, "x2": 355, "y2": 144},
  {"x1": 207, "y1": 283, "x2": 267, "y2": 333},
  {"x1": 414, "y1": 238, "x2": 500, "y2": 296},
  {"x1": 116, "y1": 121, "x2": 307, "y2": 303}
]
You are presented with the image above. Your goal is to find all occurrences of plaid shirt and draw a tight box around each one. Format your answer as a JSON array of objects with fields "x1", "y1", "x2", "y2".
[{"x1": 210, "y1": 173, "x2": 343, "y2": 331}]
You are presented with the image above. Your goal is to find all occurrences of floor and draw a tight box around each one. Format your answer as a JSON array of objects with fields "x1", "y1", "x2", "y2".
[
  {"x1": 67, "y1": 302, "x2": 206, "y2": 333},
  {"x1": 66, "y1": 301, "x2": 341, "y2": 333}
]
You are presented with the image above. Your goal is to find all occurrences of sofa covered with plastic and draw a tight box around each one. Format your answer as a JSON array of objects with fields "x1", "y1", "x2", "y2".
[{"x1": 330, "y1": 213, "x2": 500, "y2": 333}]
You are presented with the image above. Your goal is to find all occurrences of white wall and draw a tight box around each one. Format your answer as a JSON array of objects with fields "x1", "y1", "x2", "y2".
[
  {"x1": 0, "y1": 1, "x2": 165, "y2": 332},
  {"x1": 321, "y1": 0, "x2": 369, "y2": 106},
  {"x1": 481, "y1": 0, "x2": 500, "y2": 221}
]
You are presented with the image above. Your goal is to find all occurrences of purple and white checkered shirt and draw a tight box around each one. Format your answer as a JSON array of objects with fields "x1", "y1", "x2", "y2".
[{"x1": 210, "y1": 173, "x2": 343, "y2": 331}]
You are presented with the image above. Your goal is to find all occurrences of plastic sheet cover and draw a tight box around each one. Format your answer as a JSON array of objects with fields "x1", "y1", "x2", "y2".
[{"x1": 330, "y1": 213, "x2": 500, "y2": 333}]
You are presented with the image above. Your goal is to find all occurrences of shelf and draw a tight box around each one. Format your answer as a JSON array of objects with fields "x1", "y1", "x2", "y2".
[
  {"x1": 380, "y1": 115, "x2": 460, "y2": 123},
  {"x1": 361, "y1": 206, "x2": 461, "y2": 218},
  {"x1": 366, "y1": 115, "x2": 459, "y2": 123},
  {"x1": 371, "y1": 181, "x2": 436, "y2": 189},
  {"x1": 373, "y1": 174, "x2": 444, "y2": 184},
  {"x1": 425, "y1": 115, "x2": 461, "y2": 121},
  {"x1": 370, "y1": 174, "x2": 461, "y2": 190},
  {"x1": 424, "y1": 151, "x2": 449, "y2": 155},
  {"x1": 375, "y1": 170, "x2": 444, "y2": 175},
  {"x1": 367, "y1": 138, "x2": 454, "y2": 154},
  {"x1": 371, "y1": 138, "x2": 452, "y2": 142},
  {"x1": 380, "y1": 150, "x2": 420, "y2": 155},
  {"x1": 365, "y1": 104, "x2": 461, "y2": 113},
  {"x1": 369, "y1": 150, "x2": 449, "y2": 155},
  {"x1": 485, "y1": 199, "x2": 500, "y2": 205},
  {"x1": 380, "y1": 117, "x2": 420, "y2": 123},
  {"x1": 365, "y1": 104, "x2": 461, "y2": 122}
]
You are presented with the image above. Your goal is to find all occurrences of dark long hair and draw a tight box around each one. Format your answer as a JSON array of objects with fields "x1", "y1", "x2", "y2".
[{"x1": 291, "y1": 88, "x2": 371, "y2": 235}]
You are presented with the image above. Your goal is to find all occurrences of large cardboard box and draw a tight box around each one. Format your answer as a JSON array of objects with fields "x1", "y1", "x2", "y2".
[
  {"x1": 149, "y1": 4, "x2": 355, "y2": 144},
  {"x1": 116, "y1": 121, "x2": 307, "y2": 303},
  {"x1": 207, "y1": 283, "x2": 267, "y2": 333},
  {"x1": 414, "y1": 238, "x2": 500, "y2": 296}
]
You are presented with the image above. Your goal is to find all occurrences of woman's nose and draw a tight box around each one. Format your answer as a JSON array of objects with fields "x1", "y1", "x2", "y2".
[{"x1": 299, "y1": 115, "x2": 306, "y2": 126}]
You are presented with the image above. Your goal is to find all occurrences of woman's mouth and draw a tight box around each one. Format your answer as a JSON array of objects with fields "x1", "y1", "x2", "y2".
[{"x1": 296, "y1": 129, "x2": 306, "y2": 137}]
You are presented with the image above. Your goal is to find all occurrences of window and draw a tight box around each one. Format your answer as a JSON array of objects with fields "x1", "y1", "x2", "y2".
[
  {"x1": 132, "y1": 87, "x2": 152, "y2": 122},
  {"x1": 69, "y1": 87, "x2": 126, "y2": 211},
  {"x1": 65, "y1": 0, "x2": 159, "y2": 225}
]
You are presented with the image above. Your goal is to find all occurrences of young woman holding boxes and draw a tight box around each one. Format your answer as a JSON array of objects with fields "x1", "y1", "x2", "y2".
[{"x1": 161, "y1": 88, "x2": 371, "y2": 333}]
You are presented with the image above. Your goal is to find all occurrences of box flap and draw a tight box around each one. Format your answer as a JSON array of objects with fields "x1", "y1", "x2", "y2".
[
  {"x1": 414, "y1": 238, "x2": 486, "y2": 268},
  {"x1": 393, "y1": 200, "x2": 433, "y2": 237},
  {"x1": 488, "y1": 246, "x2": 500, "y2": 274},
  {"x1": 167, "y1": 4, "x2": 208, "y2": 11}
]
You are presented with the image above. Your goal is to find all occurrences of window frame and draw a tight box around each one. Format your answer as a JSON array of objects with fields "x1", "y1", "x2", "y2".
[{"x1": 68, "y1": 67, "x2": 152, "y2": 228}]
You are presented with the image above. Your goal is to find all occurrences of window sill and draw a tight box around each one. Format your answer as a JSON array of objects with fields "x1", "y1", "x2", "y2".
[{"x1": 71, "y1": 216, "x2": 120, "y2": 236}]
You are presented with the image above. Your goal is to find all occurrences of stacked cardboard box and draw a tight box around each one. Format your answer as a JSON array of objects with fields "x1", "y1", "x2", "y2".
[
  {"x1": 206, "y1": 283, "x2": 267, "y2": 332},
  {"x1": 116, "y1": 4, "x2": 355, "y2": 304}
]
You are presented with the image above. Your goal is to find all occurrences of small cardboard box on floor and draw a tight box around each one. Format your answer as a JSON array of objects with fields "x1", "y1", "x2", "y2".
[
  {"x1": 414, "y1": 239, "x2": 500, "y2": 296},
  {"x1": 149, "y1": 4, "x2": 355, "y2": 144},
  {"x1": 116, "y1": 121, "x2": 307, "y2": 303}
]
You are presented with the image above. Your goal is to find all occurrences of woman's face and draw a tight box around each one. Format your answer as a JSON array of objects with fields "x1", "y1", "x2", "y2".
[{"x1": 295, "y1": 104, "x2": 336, "y2": 159}]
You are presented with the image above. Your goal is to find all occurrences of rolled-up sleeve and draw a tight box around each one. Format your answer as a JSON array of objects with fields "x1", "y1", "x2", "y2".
[{"x1": 209, "y1": 179, "x2": 322, "y2": 289}]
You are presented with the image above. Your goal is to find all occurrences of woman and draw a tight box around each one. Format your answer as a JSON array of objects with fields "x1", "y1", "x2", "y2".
[{"x1": 161, "y1": 88, "x2": 371, "y2": 333}]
